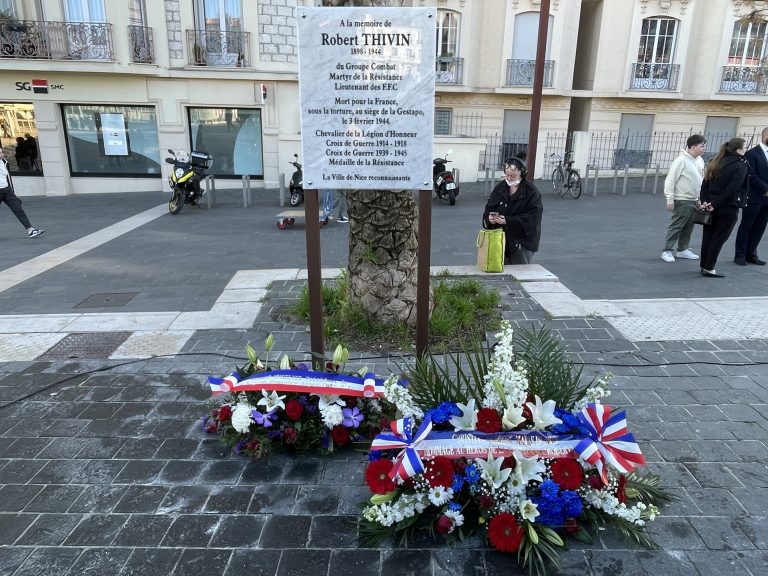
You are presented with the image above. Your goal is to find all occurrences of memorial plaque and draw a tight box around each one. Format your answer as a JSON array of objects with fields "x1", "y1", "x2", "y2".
[{"x1": 298, "y1": 7, "x2": 435, "y2": 190}]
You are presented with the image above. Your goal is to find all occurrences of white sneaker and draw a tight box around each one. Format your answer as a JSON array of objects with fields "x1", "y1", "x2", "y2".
[
  {"x1": 676, "y1": 249, "x2": 699, "y2": 260},
  {"x1": 661, "y1": 251, "x2": 675, "y2": 263},
  {"x1": 28, "y1": 228, "x2": 45, "y2": 238}
]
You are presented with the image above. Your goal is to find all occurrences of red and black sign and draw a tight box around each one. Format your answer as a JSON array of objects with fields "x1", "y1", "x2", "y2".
[{"x1": 31, "y1": 79, "x2": 48, "y2": 94}]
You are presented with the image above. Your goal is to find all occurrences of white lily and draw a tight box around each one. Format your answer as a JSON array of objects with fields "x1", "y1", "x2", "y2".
[
  {"x1": 312, "y1": 393, "x2": 346, "y2": 411},
  {"x1": 525, "y1": 395, "x2": 562, "y2": 430},
  {"x1": 513, "y1": 450, "x2": 546, "y2": 483},
  {"x1": 519, "y1": 498, "x2": 540, "y2": 522},
  {"x1": 475, "y1": 451, "x2": 512, "y2": 490},
  {"x1": 501, "y1": 406, "x2": 526, "y2": 430},
  {"x1": 507, "y1": 469, "x2": 527, "y2": 496},
  {"x1": 449, "y1": 399, "x2": 478, "y2": 431},
  {"x1": 257, "y1": 389, "x2": 286, "y2": 411}
]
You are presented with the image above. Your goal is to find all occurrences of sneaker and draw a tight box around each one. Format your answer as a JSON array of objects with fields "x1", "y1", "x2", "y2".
[
  {"x1": 661, "y1": 250, "x2": 675, "y2": 263},
  {"x1": 676, "y1": 249, "x2": 699, "y2": 260},
  {"x1": 28, "y1": 228, "x2": 45, "y2": 238},
  {"x1": 337, "y1": 216, "x2": 349, "y2": 223}
]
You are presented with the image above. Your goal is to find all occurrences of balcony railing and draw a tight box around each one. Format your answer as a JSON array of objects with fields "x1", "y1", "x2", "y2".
[
  {"x1": 186, "y1": 29, "x2": 250, "y2": 67},
  {"x1": 128, "y1": 25, "x2": 154, "y2": 64},
  {"x1": 720, "y1": 66, "x2": 768, "y2": 94},
  {"x1": 435, "y1": 56, "x2": 463, "y2": 85},
  {"x1": 0, "y1": 19, "x2": 113, "y2": 60},
  {"x1": 629, "y1": 62, "x2": 680, "y2": 91},
  {"x1": 505, "y1": 59, "x2": 554, "y2": 87}
]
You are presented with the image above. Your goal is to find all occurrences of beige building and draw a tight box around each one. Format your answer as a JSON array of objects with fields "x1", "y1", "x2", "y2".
[{"x1": 1, "y1": 0, "x2": 767, "y2": 196}]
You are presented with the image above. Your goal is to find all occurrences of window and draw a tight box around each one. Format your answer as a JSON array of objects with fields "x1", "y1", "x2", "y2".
[
  {"x1": 128, "y1": 0, "x2": 146, "y2": 26},
  {"x1": 704, "y1": 116, "x2": 738, "y2": 156},
  {"x1": 1, "y1": 103, "x2": 42, "y2": 175},
  {"x1": 434, "y1": 108, "x2": 452, "y2": 136},
  {"x1": 728, "y1": 19, "x2": 767, "y2": 66},
  {"x1": 435, "y1": 10, "x2": 461, "y2": 83},
  {"x1": 512, "y1": 12, "x2": 553, "y2": 60},
  {"x1": 0, "y1": 0, "x2": 15, "y2": 17},
  {"x1": 62, "y1": 104, "x2": 160, "y2": 177},
  {"x1": 637, "y1": 17, "x2": 678, "y2": 64},
  {"x1": 616, "y1": 113, "x2": 654, "y2": 168},
  {"x1": 188, "y1": 107, "x2": 263, "y2": 178},
  {"x1": 194, "y1": 0, "x2": 243, "y2": 66},
  {"x1": 64, "y1": 0, "x2": 106, "y2": 22}
]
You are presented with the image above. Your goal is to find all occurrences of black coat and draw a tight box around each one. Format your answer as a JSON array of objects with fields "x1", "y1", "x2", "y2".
[
  {"x1": 745, "y1": 145, "x2": 768, "y2": 204},
  {"x1": 483, "y1": 179, "x2": 543, "y2": 252},
  {"x1": 700, "y1": 153, "x2": 749, "y2": 209}
]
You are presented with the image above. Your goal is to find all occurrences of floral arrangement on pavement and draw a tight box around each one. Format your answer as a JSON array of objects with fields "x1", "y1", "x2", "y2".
[
  {"x1": 203, "y1": 335, "x2": 401, "y2": 458},
  {"x1": 359, "y1": 322, "x2": 672, "y2": 575}
]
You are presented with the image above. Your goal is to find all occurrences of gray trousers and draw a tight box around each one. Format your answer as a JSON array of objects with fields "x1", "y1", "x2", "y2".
[{"x1": 664, "y1": 200, "x2": 697, "y2": 252}]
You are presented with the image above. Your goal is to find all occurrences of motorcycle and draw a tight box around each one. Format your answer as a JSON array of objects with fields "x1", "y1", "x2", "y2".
[
  {"x1": 164, "y1": 149, "x2": 213, "y2": 215},
  {"x1": 289, "y1": 154, "x2": 304, "y2": 207},
  {"x1": 433, "y1": 151, "x2": 459, "y2": 205}
]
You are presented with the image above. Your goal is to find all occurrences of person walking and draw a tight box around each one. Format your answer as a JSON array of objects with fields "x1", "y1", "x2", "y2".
[
  {"x1": 661, "y1": 134, "x2": 706, "y2": 263},
  {"x1": 482, "y1": 157, "x2": 543, "y2": 264},
  {"x1": 24, "y1": 133, "x2": 39, "y2": 172},
  {"x1": 699, "y1": 138, "x2": 749, "y2": 278},
  {"x1": 734, "y1": 127, "x2": 768, "y2": 266},
  {"x1": 15, "y1": 136, "x2": 30, "y2": 171},
  {"x1": 0, "y1": 149, "x2": 45, "y2": 238},
  {"x1": 334, "y1": 190, "x2": 348, "y2": 223}
]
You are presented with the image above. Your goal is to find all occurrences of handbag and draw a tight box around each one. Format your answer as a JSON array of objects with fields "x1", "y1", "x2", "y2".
[
  {"x1": 692, "y1": 208, "x2": 712, "y2": 226},
  {"x1": 477, "y1": 228, "x2": 506, "y2": 273}
]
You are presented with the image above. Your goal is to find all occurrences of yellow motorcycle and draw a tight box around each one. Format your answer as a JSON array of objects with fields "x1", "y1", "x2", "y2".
[{"x1": 164, "y1": 149, "x2": 213, "y2": 215}]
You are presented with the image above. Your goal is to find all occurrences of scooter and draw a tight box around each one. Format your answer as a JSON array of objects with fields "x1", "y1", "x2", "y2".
[
  {"x1": 289, "y1": 154, "x2": 304, "y2": 207},
  {"x1": 433, "y1": 151, "x2": 459, "y2": 205},
  {"x1": 164, "y1": 149, "x2": 213, "y2": 215}
]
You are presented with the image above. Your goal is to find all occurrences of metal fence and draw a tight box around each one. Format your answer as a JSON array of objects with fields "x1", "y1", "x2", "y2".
[
  {"x1": 0, "y1": 19, "x2": 114, "y2": 60},
  {"x1": 451, "y1": 113, "x2": 483, "y2": 138}
]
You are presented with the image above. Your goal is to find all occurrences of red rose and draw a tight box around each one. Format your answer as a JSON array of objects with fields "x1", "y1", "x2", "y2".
[
  {"x1": 479, "y1": 495, "x2": 495, "y2": 509},
  {"x1": 283, "y1": 427, "x2": 298, "y2": 445},
  {"x1": 616, "y1": 474, "x2": 627, "y2": 504},
  {"x1": 564, "y1": 517, "x2": 579, "y2": 534},
  {"x1": 424, "y1": 457, "x2": 454, "y2": 488},
  {"x1": 487, "y1": 513, "x2": 524, "y2": 553},
  {"x1": 435, "y1": 515, "x2": 454, "y2": 535},
  {"x1": 365, "y1": 459, "x2": 396, "y2": 494},
  {"x1": 331, "y1": 425, "x2": 350, "y2": 446},
  {"x1": 218, "y1": 405, "x2": 232, "y2": 421},
  {"x1": 284, "y1": 400, "x2": 303, "y2": 421},
  {"x1": 588, "y1": 474, "x2": 606, "y2": 490},
  {"x1": 501, "y1": 456, "x2": 516, "y2": 470},
  {"x1": 550, "y1": 459, "x2": 584, "y2": 491},
  {"x1": 205, "y1": 420, "x2": 219, "y2": 434},
  {"x1": 476, "y1": 408, "x2": 502, "y2": 433}
]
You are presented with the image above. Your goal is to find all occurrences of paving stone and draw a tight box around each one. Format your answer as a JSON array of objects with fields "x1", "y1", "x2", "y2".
[
  {"x1": 683, "y1": 550, "x2": 751, "y2": 576},
  {"x1": 12, "y1": 547, "x2": 84, "y2": 576},
  {"x1": 0, "y1": 484, "x2": 44, "y2": 511},
  {"x1": 172, "y1": 549, "x2": 232, "y2": 576},
  {"x1": 4, "y1": 437, "x2": 51, "y2": 458},
  {"x1": 309, "y1": 515, "x2": 358, "y2": 548},
  {"x1": 31, "y1": 460, "x2": 86, "y2": 484},
  {"x1": 249, "y1": 485, "x2": 298, "y2": 514},
  {"x1": 210, "y1": 514, "x2": 266, "y2": 548},
  {"x1": 0, "y1": 546, "x2": 33, "y2": 576},
  {"x1": 587, "y1": 550, "x2": 648, "y2": 575},
  {"x1": 280, "y1": 459, "x2": 323, "y2": 484},
  {"x1": 293, "y1": 485, "x2": 340, "y2": 514},
  {"x1": 328, "y1": 549, "x2": 381, "y2": 576},
  {"x1": 68, "y1": 485, "x2": 126, "y2": 513},
  {"x1": 644, "y1": 517, "x2": 707, "y2": 550},
  {"x1": 684, "y1": 463, "x2": 744, "y2": 488},
  {"x1": 118, "y1": 548, "x2": 182, "y2": 576},
  {"x1": 70, "y1": 459, "x2": 128, "y2": 484},
  {"x1": 689, "y1": 516, "x2": 756, "y2": 550},
  {"x1": 68, "y1": 547, "x2": 133, "y2": 576},
  {"x1": 162, "y1": 514, "x2": 220, "y2": 547},
  {"x1": 113, "y1": 460, "x2": 166, "y2": 484},
  {"x1": 42, "y1": 418, "x2": 90, "y2": 437},
  {"x1": 686, "y1": 487, "x2": 747, "y2": 516},
  {"x1": 379, "y1": 549, "x2": 432, "y2": 576},
  {"x1": 157, "y1": 460, "x2": 205, "y2": 483},
  {"x1": 155, "y1": 438, "x2": 201, "y2": 459},
  {"x1": 0, "y1": 460, "x2": 46, "y2": 484},
  {"x1": 260, "y1": 515, "x2": 312, "y2": 548},
  {"x1": 199, "y1": 460, "x2": 246, "y2": 484},
  {"x1": 114, "y1": 485, "x2": 169, "y2": 513},
  {"x1": 76, "y1": 437, "x2": 126, "y2": 459},
  {"x1": 276, "y1": 549, "x2": 331, "y2": 576},
  {"x1": 0, "y1": 513, "x2": 36, "y2": 544},
  {"x1": 62, "y1": 514, "x2": 127, "y2": 546},
  {"x1": 113, "y1": 514, "x2": 174, "y2": 547},
  {"x1": 158, "y1": 486, "x2": 211, "y2": 514},
  {"x1": 225, "y1": 549, "x2": 282, "y2": 576},
  {"x1": 239, "y1": 460, "x2": 284, "y2": 484},
  {"x1": 205, "y1": 486, "x2": 254, "y2": 513},
  {"x1": 24, "y1": 484, "x2": 84, "y2": 512}
]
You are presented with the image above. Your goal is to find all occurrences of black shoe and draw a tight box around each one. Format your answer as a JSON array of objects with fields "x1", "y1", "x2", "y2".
[
  {"x1": 746, "y1": 256, "x2": 767, "y2": 265},
  {"x1": 734, "y1": 257, "x2": 747, "y2": 266},
  {"x1": 701, "y1": 269, "x2": 725, "y2": 278}
]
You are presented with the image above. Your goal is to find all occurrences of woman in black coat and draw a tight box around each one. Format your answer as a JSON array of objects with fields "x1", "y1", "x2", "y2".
[
  {"x1": 482, "y1": 157, "x2": 543, "y2": 264},
  {"x1": 699, "y1": 138, "x2": 749, "y2": 277}
]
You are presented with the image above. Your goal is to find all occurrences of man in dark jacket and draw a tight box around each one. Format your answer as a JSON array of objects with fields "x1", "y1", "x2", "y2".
[
  {"x1": 734, "y1": 128, "x2": 768, "y2": 266},
  {"x1": 482, "y1": 157, "x2": 543, "y2": 264}
]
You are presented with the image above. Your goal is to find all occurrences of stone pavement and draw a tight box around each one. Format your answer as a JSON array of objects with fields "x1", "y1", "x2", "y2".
[{"x1": 1, "y1": 182, "x2": 767, "y2": 575}]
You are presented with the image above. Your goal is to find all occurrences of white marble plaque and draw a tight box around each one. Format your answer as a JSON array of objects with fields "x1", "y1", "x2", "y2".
[{"x1": 298, "y1": 7, "x2": 435, "y2": 190}]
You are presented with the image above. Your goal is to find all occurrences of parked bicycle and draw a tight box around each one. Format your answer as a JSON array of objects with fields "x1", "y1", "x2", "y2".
[{"x1": 550, "y1": 153, "x2": 582, "y2": 199}]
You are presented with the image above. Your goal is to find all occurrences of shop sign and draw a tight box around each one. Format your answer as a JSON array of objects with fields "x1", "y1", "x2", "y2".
[{"x1": 14, "y1": 79, "x2": 64, "y2": 94}]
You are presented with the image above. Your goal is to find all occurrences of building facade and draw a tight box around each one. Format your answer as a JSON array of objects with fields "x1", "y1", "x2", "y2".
[{"x1": 1, "y1": 0, "x2": 767, "y2": 196}]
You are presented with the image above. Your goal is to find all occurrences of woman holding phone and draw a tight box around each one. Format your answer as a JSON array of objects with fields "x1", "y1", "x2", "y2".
[{"x1": 482, "y1": 157, "x2": 543, "y2": 264}]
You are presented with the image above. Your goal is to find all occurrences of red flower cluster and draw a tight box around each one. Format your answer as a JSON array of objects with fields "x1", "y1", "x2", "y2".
[
  {"x1": 476, "y1": 408, "x2": 502, "y2": 433},
  {"x1": 331, "y1": 425, "x2": 350, "y2": 446},
  {"x1": 365, "y1": 459, "x2": 396, "y2": 494},
  {"x1": 436, "y1": 515, "x2": 454, "y2": 534},
  {"x1": 284, "y1": 399, "x2": 303, "y2": 421},
  {"x1": 550, "y1": 458, "x2": 584, "y2": 491},
  {"x1": 616, "y1": 474, "x2": 627, "y2": 504},
  {"x1": 218, "y1": 405, "x2": 232, "y2": 421},
  {"x1": 488, "y1": 513, "x2": 524, "y2": 552},
  {"x1": 283, "y1": 426, "x2": 298, "y2": 445},
  {"x1": 424, "y1": 457, "x2": 454, "y2": 488}
]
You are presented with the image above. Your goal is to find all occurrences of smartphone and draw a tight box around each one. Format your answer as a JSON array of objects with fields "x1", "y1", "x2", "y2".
[{"x1": 489, "y1": 212, "x2": 498, "y2": 217}]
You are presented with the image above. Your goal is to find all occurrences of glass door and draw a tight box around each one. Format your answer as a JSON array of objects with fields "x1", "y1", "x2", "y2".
[{"x1": 196, "y1": 0, "x2": 242, "y2": 66}]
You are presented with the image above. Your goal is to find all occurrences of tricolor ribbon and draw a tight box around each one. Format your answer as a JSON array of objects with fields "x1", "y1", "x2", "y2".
[
  {"x1": 370, "y1": 416, "x2": 433, "y2": 482},
  {"x1": 575, "y1": 403, "x2": 647, "y2": 484},
  {"x1": 207, "y1": 370, "x2": 387, "y2": 398}
]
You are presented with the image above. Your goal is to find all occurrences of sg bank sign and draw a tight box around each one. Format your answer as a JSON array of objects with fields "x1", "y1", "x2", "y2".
[{"x1": 15, "y1": 79, "x2": 64, "y2": 94}]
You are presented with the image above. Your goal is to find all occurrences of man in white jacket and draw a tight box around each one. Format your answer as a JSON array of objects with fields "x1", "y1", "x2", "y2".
[{"x1": 661, "y1": 134, "x2": 706, "y2": 262}]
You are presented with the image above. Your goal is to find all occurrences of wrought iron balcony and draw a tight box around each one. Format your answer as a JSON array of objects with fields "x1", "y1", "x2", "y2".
[
  {"x1": 629, "y1": 62, "x2": 680, "y2": 91},
  {"x1": 128, "y1": 25, "x2": 154, "y2": 64},
  {"x1": 505, "y1": 59, "x2": 554, "y2": 87},
  {"x1": 186, "y1": 29, "x2": 250, "y2": 67},
  {"x1": 0, "y1": 19, "x2": 113, "y2": 60},
  {"x1": 720, "y1": 66, "x2": 768, "y2": 94},
  {"x1": 435, "y1": 56, "x2": 463, "y2": 85}
]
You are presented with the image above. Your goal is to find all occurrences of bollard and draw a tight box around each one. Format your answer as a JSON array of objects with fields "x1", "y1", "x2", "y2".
[
  {"x1": 452, "y1": 167, "x2": 460, "y2": 185},
  {"x1": 205, "y1": 175, "x2": 216, "y2": 209},
  {"x1": 485, "y1": 167, "x2": 492, "y2": 198},
  {"x1": 612, "y1": 165, "x2": 619, "y2": 194},
  {"x1": 653, "y1": 164, "x2": 660, "y2": 195},
  {"x1": 622, "y1": 165, "x2": 629, "y2": 196},
  {"x1": 279, "y1": 173, "x2": 286, "y2": 207},
  {"x1": 583, "y1": 165, "x2": 590, "y2": 192},
  {"x1": 642, "y1": 164, "x2": 649, "y2": 193},
  {"x1": 242, "y1": 175, "x2": 251, "y2": 207},
  {"x1": 592, "y1": 166, "x2": 599, "y2": 197}
]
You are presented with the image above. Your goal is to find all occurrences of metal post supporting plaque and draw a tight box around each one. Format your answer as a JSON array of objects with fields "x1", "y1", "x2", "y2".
[
  {"x1": 416, "y1": 189, "x2": 432, "y2": 358},
  {"x1": 303, "y1": 189, "x2": 324, "y2": 367}
]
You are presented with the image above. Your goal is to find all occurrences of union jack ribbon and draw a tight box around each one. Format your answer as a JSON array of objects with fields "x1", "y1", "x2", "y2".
[
  {"x1": 575, "y1": 403, "x2": 647, "y2": 484},
  {"x1": 370, "y1": 416, "x2": 433, "y2": 482},
  {"x1": 207, "y1": 370, "x2": 385, "y2": 398}
]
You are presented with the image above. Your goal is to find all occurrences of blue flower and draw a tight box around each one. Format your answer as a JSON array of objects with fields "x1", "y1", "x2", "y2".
[
  {"x1": 464, "y1": 463, "x2": 481, "y2": 485},
  {"x1": 451, "y1": 473, "x2": 464, "y2": 492},
  {"x1": 448, "y1": 502, "x2": 462, "y2": 512},
  {"x1": 368, "y1": 450, "x2": 383, "y2": 461},
  {"x1": 540, "y1": 479, "x2": 560, "y2": 499},
  {"x1": 562, "y1": 490, "x2": 583, "y2": 516}
]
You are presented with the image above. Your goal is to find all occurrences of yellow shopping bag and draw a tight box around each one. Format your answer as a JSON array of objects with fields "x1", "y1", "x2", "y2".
[{"x1": 476, "y1": 229, "x2": 506, "y2": 273}]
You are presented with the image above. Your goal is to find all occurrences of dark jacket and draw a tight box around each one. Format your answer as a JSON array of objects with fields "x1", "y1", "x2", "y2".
[
  {"x1": 745, "y1": 145, "x2": 768, "y2": 202},
  {"x1": 700, "y1": 153, "x2": 749, "y2": 209},
  {"x1": 483, "y1": 178, "x2": 543, "y2": 252}
]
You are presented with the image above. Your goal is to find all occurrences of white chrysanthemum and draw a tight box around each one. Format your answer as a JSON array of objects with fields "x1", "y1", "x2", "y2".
[
  {"x1": 231, "y1": 403, "x2": 254, "y2": 433},
  {"x1": 428, "y1": 486, "x2": 453, "y2": 506},
  {"x1": 320, "y1": 403, "x2": 343, "y2": 427},
  {"x1": 445, "y1": 509, "x2": 464, "y2": 526}
]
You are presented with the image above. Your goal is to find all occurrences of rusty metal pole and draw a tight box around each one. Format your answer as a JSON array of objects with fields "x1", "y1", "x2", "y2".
[
  {"x1": 416, "y1": 188, "x2": 432, "y2": 358},
  {"x1": 304, "y1": 188, "x2": 324, "y2": 368},
  {"x1": 526, "y1": 0, "x2": 551, "y2": 179}
]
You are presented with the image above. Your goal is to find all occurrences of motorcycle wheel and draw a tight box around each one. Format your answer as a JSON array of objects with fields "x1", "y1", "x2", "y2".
[
  {"x1": 290, "y1": 192, "x2": 303, "y2": 207},
  {"x1": 169, "y1": 191, "x2": 184, "y2": 215},
  {"x1": 449, "y1": 188, "x2": 456, "y2": 205}
]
